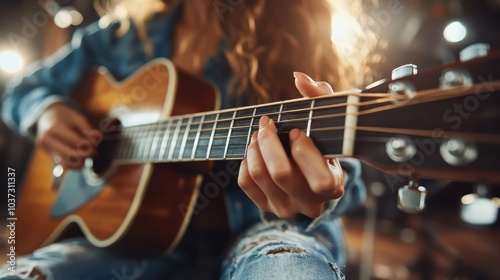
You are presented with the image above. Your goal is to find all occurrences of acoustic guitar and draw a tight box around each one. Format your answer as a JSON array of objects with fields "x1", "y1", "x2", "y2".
[{"x1": 14, "y1": 49, "x2": 500, "y2": 257}]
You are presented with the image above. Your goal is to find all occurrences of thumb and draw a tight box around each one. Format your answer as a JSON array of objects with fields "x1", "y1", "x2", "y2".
[{"x1": 293, "y1": 72, "x2": 334, "y2": 97}]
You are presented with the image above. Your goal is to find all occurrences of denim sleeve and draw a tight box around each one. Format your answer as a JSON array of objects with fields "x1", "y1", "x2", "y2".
[
  {"x1": 0, "y1": 22, "x2": 117, "y2": 137},
  {"x1": 302, "y1": 158, "x2": 366, "y2": 231}
]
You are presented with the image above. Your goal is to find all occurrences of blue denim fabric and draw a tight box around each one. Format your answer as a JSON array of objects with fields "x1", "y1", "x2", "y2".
[
  {"x1": 221, "y1": 220, "x2": 346, "y2": 280},
  {"x1": 0, "y1": 238, "x2": 182, "y2": 279},
  {"x1": 0, "y1": 3, "x2": 366, "y2": 279},
  {"x1": 0, "y1": 219, "x2": 346, "y2": 280}
]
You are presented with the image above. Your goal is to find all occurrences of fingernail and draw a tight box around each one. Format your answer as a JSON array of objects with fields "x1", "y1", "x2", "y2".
[
  {"x1": 259, "y1": 116, "x2": 269, "y2": 128},
  {"x1": 293, "y1": 71, "x2": 317, "y2": 86},
  {"x1": 289, "y1": 129, "x2": 302, "y2": 142}
]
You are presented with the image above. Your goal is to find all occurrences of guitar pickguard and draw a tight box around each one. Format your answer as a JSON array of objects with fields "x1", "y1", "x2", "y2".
[{"x1": 50, "y1": 169, "x2": 106, "y2": 218}]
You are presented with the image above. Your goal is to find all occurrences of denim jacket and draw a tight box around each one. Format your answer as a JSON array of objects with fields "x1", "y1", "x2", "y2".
[{"x1": 1, "y1": 7, "x2": 366, "y2": 235}]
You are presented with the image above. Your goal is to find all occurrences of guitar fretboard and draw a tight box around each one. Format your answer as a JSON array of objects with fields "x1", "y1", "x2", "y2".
[{"x1": 108, "y1": 94, "x2": 355, "y2": 163}]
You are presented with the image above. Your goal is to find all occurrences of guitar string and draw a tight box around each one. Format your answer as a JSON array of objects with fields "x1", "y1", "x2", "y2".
[
  {"x1": 111, "y1": 125, "x2": 500, "y2": 162},
  {"x1": 111, "y1": 112, "x2": 499, "y2": 160},
  {"x1": 108, "y1": 84, "x2": 500, "y2": 159},
  {"x1": 150, "y1": 126, "x2": 500, "y2": 145},
  {"x1": 112, "y1": 122, "x2": 500, "y2": 161},
  {"x1": 133, "y1": 81, "x2": 498, "y2": 131},
  {"x1": 104, "y1": 82, "x2": 495, "y2": 139},
  {"x1": 117, "y1": 93, "x2": 398, "y2": 132},
  {"x1": 101, "y1": 91, "x2": 427, "y2": 140},
  {"x1": 103, "y1": 92, "x2": 486, "y2": 149}
]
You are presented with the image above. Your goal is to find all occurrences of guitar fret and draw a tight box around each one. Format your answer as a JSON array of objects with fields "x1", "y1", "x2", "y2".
[
  {"x1": 307, "y1": 100, "x2": 315, "y2": 137},
  {"x1": 157, "y1": 120, "x2": 172, "y2": 161},
  {"x1": 223, "y1": 111, "x2": 237, "y2": 159},
  {"x1": 124, "y1": 132, "x2": 134, "y2": 162},
  {"x1": 277, "y1": 104, "x2": 284, "y2": 122},
  {"x1": 136, "y1": 125, "x2": 148, "y2": 162},
  {"x1": 206, "y1": 113, "x2": 219, "y2": 159},
  {"x1": 141, "y1": 125, "x2": 152, "y2": 162},
  {"x1": 139, "y1": 125, "x2": 148, "y2": 161},
  {"x1": 121, "y1": 130, "x2": 133, "y2": 162},
  {"x1": 244, "y1": 108, "x2": 257, "y2": 158},
  {"x1": 168, "y1": 119, "x2": 182, "y2": 161},
  {"x1": 178, "y1": 116, "x2": 193, "y2": 160},
  {"x1": 125, "y1": 127, "x2": 136, "y2": 162},
  {"x1": 115, "y1": 133, "x2": 127, "y2": 161},
  {"x1": 191, "y1": 115, "x2": 204, "y2": 160},
  {"x1": 142, "y1": 124, "x2": 155, "y2": 161},
  {"x1": 148, "y1": 122, "x2": 161, "y2": 161},
  {"x1": 132, "y1": 126, "x2": 145, "y2": 162}
]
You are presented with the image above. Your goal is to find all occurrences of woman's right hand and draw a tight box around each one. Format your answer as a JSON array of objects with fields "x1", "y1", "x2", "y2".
[{"x1": 36, "y1": 102, "x2": 102, "y2": 169}]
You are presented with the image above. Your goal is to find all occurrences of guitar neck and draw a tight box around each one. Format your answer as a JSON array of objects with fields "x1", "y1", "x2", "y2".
[
  {"x1": 87, "y1": 53, "x2": 500, "y2": 184},
  {"x1": 109, "y1": 92, "x2": 360, "y2": 164}
]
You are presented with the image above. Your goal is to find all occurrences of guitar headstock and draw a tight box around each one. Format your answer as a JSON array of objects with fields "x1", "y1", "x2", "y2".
[{"x1": 355, "y1": 43, "x2": 500, "y2": 184}]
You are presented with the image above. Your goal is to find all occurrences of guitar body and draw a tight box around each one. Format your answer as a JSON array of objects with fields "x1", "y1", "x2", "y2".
[{"x1": 16, "y1": 59, "x2": 218, "y2": 256}]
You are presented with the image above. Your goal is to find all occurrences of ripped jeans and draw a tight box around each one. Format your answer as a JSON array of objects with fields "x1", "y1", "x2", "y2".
[{"x1": 0, "y1": 219, "x2": 346, "y2": 280}]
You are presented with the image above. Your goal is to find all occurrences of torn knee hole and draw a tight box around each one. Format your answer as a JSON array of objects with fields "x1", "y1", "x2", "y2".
[
  {"x1": 241, "y1": 241, "x2": 259, "y2": 254},
  {"x1": 266, "y1": 247, "x2": 306, "y2": 255}
]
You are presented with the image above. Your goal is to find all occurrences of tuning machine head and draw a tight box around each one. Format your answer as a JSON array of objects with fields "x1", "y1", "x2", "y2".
[
  {"x1": 389, "y1": 64, "x2": 418, "y2": 104},
  {"x1": 398, "y1": 180, "x2": 427, "y2": 213},
  {"x1": 438, "y1": 43, "x2": 489, "y2": 89},
  {"x1": 459, "y1": 43, "x2": 490, "y2": 62}
]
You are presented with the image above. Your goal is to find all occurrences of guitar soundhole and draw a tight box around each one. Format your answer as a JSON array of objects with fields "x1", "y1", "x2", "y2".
[{"x1": 92, "y1": 118, "x2": 122, "y2": 176}]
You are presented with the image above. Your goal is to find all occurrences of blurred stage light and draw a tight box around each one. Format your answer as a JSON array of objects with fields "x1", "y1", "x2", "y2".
[
  {"x1": 331, "y1": 12, "x2": 359, "y2": 53},
  {"x1": 69, "y1": 10, "x2": 84, "y2": 26},
  {"x1": 0, "y1": 50, "x2": 24, "y2": 73},
  {"x1": 460, "y1": 185, "x2": 498, "y2": 225},
  {"x1": 54, "y1": 9, "x2": 73, "y2": 28},
  {"x1": 54, "y1": 8, "x2": 84, "y2": 29},
  {"x1": 443, "y1": 21, "x2": 467, "y2": 43}
]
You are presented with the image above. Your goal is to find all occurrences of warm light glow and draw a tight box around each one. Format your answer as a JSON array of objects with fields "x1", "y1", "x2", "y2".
[
  {"x1": 461, "y1": 193, "x2": 476, "y2": 205},
  {"x1": 443, "y1": 21, "x2": 467, "y2": 43},
  {"x1": 54, "y1": 9, "x2": 73, "y2": 28},
  {"x1": 460, "y1": 196, "x2": 498, "y2": 225},
  {"x1": 493, "y1": 197, "x2": 500, "y2": 208},
  {"x1": 69, "y1": 10, "x2": 84, "y2": 26},
  {"x1": 54, "y1": 7, "x2": 84, "y2": 28},
  {"x1": 0, "y1": 50, "x2": 23, "y2": 73},
  {"x1": 331, "y1": 12, "x2": 359, "y2": 50}
]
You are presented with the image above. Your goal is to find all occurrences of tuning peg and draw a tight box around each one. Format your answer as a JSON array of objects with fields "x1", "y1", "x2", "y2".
[
  {"x1": 397, "y1": 180, "x2": 427, "y2": 213},
  {"x1": 459, "y1": 43, "x2": 490, "y2": 62},
  {"x1": 386, "y1": 136, "x2": 416, "y2": 162},
  {"x1": 439, "y1": 138, "x2": 478, "y2": 166},
  {"x1": 388, "y1": 64, "x2": 418, "y2": 104},
  {"x1": 391, "y1": 64, "x2": 418, "y2": 80}
]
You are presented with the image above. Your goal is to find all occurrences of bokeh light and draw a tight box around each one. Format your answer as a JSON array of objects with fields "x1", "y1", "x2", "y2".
[{"x1": 0, "y1": 50, "x2": 24, "y2": 73}]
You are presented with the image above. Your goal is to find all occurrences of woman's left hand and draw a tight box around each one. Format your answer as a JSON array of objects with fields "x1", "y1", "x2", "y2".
[{"x1": 238, "y1": 72, "x2": 344, "y2": 218}]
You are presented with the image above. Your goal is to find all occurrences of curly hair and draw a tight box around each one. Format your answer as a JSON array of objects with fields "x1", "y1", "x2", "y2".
[{"x1": 94, "y1": 0, "x2": 380, "y2": 105}]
